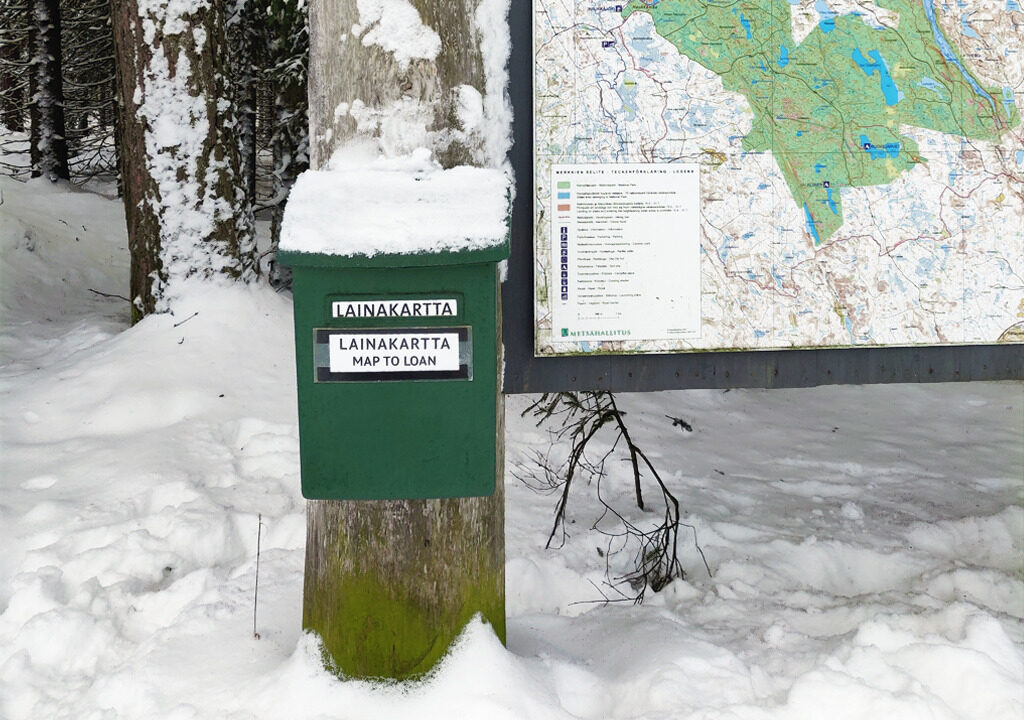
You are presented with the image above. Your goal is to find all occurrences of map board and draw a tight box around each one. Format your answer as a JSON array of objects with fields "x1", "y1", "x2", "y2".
[{"x1": 533, "y1": 0, "x2": 1024, "y2": 357}]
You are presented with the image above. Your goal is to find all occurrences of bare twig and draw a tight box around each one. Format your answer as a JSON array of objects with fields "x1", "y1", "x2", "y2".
[
  {"x1": 521, "y1": 391, "x2": 710, "y2": 602},
  {"x1": 665, "y1": 415, "x2": 694, "y2": 432},
  {"x1": 173, "y1": 311, "x2": 199, "y2": 328},
  {"x1": 88, "y1": 288, "x2": 130, "y2": 302},
  {"x1": 609, "y1": 394, "x2": 644, "y2": 510},
  {"x1": 253, "y1": 513, "x2": 262, "y2": 639},
  {"x1": 546, "y1": 410, "x2": 608, "y2": 549}
]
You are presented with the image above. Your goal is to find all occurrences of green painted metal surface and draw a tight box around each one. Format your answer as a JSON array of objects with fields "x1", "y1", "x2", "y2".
[{"x1": 280, "y1": 245, "x2": 507, "y2": 500}]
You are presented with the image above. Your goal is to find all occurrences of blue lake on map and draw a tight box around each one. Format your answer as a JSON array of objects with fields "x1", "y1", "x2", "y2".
[
  {"x1": 922, "y1": 0, "x2": 997, "y2": 115},
  {"x1": 815, "y1": 0, "x2": 838, "y2": 32},
  {"x1": 615, "y1": 78, "x2": 638, "y2": 121},
  {"x1": 917, "y1": 76, "x2": 947, "y2": 98},
  {"x1": 860, "y1": 135, "x2": 901, "y2": 159},
  {"x1": 852, "y1": 48, "x2": 901, "y2": 106},
  {"x1": 738, "y1": 12, "x2": 753, "y2": 39},
  {"x1": 778, "y1": 44, "x2": 790, "y2": 67},
  {"x1": 960, "y1": 12, "x2": 980, "y2": 39},
  {"x1": 628, "y1": 34, "x2": 661, "y2": 67},
  {"x1": 804, "y1": 204, "x2": 822, "y2": 244}
]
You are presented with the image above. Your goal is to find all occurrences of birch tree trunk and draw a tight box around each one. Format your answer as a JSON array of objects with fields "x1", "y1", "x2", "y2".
[
  {"x1": 303, "y1": 0, "x2": 506, "y2": 679},
  {"x1": 110, "y1": 0, "x2": 256, "y2": 323}
]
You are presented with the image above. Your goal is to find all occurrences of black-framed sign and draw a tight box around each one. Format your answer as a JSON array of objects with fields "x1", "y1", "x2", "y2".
[
  {"x1": 315, "y1": 327, "x2": 472, "y2": 383},
  {"x1": 501, "y1": 1, "x2": 1023, "y2": 393}
]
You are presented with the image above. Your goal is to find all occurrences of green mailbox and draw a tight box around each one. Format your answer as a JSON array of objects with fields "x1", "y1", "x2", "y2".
[{"x1": 277, "y1": 240, "x2": 508, "y2": 500}]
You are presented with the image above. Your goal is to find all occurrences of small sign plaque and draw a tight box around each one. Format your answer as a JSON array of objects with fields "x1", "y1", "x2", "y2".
[
  {"x1": 314, "y1": 327, "x2": 472, "y2": 382},
  {"x1": 332, "y1": 298, "x2": 458, "y2": 319}
]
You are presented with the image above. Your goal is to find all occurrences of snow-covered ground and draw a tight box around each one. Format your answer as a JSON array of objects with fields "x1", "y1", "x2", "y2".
[{"x1": 1, "y1": 175, "x2": 1021, "y2": 719}]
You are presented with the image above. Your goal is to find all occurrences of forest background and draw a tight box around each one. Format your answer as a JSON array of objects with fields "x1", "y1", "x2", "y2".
[{"x1": 0, "y1": 0, "x2": 308, "y2": 307}]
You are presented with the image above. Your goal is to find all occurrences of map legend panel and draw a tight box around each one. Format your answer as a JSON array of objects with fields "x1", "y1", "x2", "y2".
[{"x1": 550, "y1": 164, "x2": 701, "y2": 345}]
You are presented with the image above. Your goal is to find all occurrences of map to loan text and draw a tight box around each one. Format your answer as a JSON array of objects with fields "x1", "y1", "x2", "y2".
[{"x1": 535, "y1": 0, "x2": 1024, "y2": 353}]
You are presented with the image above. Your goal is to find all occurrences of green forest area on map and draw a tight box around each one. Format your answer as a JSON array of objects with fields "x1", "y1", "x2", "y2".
[{"x1": 622, "y1": 0, "x2": 1020, "y2": 244}]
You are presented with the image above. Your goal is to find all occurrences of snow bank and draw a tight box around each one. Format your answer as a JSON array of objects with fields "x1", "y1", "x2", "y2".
[
  {"x1": 0, "y1": 176, "x2": 128, "y2": 376},
  {"x1": 279, "y1": 149, "x2": 510, "y2": 257},
  {"x1": 1, "y1": 175, "x2": 1022, "y2": 719}
]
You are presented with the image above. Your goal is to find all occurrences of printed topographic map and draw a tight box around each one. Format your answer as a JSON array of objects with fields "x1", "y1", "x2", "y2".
[{"x1": 534, "y1": 0, "x2": 1024, "y2": 353}]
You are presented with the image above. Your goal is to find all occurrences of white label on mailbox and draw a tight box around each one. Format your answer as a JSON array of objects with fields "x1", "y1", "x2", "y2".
[
  {"x1": 329, "y1": 331, "x2": 461, "y2": 373},
  {"x1": 332, "y1": 298, "x2": 458, "y2": 319}
]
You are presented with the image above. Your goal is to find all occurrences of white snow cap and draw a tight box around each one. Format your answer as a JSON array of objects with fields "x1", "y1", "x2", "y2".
[{"x1": 279, "y1": 148, "x2": 510, "y2": 257}]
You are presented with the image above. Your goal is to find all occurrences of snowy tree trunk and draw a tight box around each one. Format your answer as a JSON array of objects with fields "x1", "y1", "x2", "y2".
[
  {"x1": 58, "y1": 0, "x2": 119, "y2": 182},
  {"x1": 264, "y1": 0, "x2": 308, "y2": 289},
  {"x1": 0, "y1": 6, "x2": 25, "y2": 133},
  {"x1": 309, "y1": 0, "x2": 499, "y2": 170},
  {"x1": 303, "y1": 0, "x2": 506, "y2": 679},
  {"x1": 110, "y1": 0, "x2": 257, "y2": 323},
  {"x1": 28, "y1": 0, "x2": 68, "y2": 180},
  {"x1": 227, "y1": 0, "x2": 258, "y2": 205}
]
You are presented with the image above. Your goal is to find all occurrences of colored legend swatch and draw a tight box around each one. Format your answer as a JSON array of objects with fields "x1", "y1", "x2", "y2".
[{"x1": 558, "y1": 180, "x2": 571, "y2": 211}]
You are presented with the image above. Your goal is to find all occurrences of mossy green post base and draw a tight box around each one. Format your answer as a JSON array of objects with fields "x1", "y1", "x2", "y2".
[{"x1": 303, "y1": 437, "x2": 505, "y2": 679}]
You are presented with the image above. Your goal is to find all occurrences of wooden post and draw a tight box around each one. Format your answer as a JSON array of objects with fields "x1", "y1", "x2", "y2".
[{"x1": 302, "y1": 0, "x2": 505, "y2": 679}]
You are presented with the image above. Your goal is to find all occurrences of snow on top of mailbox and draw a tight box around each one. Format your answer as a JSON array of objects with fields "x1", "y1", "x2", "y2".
[{"x1": 279, "y1": 149, "x2": 510, "y2": 258}]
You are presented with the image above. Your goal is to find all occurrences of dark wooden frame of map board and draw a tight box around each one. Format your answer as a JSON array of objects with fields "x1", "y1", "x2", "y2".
[{"x1": 500, "y1": 2, "x2": 1022, "y2": 394}]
